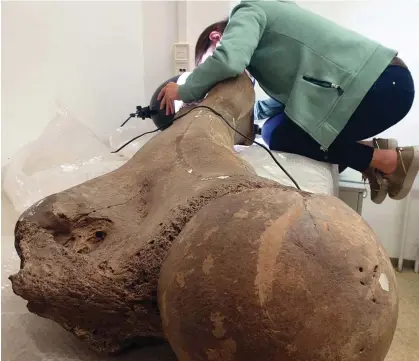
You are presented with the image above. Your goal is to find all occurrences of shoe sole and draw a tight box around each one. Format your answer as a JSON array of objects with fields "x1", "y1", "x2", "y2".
[
  {"x1": 372, "y1": 178, "x2": 388, "y2": 204},
  {"x1": 370, "y1": 138, "x2": 397, "y2": 204},
  {"x1": 390, "y1": 146, "x2": 419, "y2": 200}
]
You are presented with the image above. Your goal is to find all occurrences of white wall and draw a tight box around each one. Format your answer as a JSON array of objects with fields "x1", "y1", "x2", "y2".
[
  {"x1": 143, "y1": 1, "x2": 177, "y2": 102},
  {"x1": 1, "y1": 1, "x2": 176, "y2": 166},
  {"x1": 1, "y1": 1, "x2": 146, "y2": 165},
  {"x1": 180, "y1": 1, "x2": 232, "y2": 70},
  {"x1": 1, "y1": 1, "x2": 229, "y2": 166}
]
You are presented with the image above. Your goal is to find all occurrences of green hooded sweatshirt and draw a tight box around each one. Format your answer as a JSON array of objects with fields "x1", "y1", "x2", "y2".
[{"x1": 178, "y1": 0, "x2": 397, "y2": 149}]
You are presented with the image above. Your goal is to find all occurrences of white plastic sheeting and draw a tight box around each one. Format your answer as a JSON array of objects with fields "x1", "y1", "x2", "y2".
[
  {"x1": 235, "y1": 139, "x2": 339, "y2": 196},
  {"x1": 2, "y1": 108, "x2": 126, "y2": 214},
  {"x1": 109, "y1": 118, "x2": 157, "y2": 159}
]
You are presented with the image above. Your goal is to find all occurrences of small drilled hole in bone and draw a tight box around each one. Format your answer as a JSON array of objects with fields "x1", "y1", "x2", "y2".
[{"x1": 95, "y1": 231, "x2": 106, "y2": 241}]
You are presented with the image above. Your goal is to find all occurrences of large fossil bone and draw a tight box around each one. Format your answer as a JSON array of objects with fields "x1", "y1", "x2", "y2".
[
  {"x1": 10, "y1": 74, "x2": 271, "y2": 352},
  {"x1": 10, "y1": 74, "x2": 398, "y2": 360}
]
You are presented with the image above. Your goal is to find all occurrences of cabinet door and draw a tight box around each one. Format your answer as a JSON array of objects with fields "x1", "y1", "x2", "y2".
[{"x1": 339, "y1": 190, "x2": 361, "y2": 214}]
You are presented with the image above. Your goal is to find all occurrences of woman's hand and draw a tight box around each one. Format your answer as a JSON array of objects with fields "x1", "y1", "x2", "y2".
[{"x1": 157, "y1": 82, "x2": 180, "y2": 115}]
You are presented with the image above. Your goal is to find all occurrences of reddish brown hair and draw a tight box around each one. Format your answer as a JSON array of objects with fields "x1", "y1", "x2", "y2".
[{"x1": 194, "y1": 19, "x2": 229, "y2": 66}]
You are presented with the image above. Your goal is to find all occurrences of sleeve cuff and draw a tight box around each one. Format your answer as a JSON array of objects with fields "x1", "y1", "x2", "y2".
[{"x1": 178, "y1": 84, "x2": 195, "y2": 103}]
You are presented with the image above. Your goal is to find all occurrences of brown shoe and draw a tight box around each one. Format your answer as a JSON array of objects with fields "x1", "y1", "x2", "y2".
[
  {"x1": 373, "y1": 138, "x2": 398, "y2": 150},
  {"x1": 362, "y1": 138, "x2": 398, "y2": 204},
  {"x1": 363, "y1": 168, "x2": 389, "y2": 204},
  {"x1": 387, "y1": 146, "x2": 419, "y2": 200}
]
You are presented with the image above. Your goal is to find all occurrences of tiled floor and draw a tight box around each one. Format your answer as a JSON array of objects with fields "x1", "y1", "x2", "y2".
[{"x1": 2, "y1": 193, "x2": 418, "y2": 361}]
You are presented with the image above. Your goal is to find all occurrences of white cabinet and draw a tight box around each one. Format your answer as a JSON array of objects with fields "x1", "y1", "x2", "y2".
[{"x1": 338, "y1": 169, "x2": 365, "y2": 215}]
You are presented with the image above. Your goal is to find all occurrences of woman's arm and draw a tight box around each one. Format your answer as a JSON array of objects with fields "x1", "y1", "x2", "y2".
[{"x1": 178, "y1": 3, "x2": 267, "y2": 103}]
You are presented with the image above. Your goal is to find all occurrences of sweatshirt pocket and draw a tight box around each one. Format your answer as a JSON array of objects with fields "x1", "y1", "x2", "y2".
[
  {"x1": 286, "y1": 74, "x2": 346, "y2": 134},
  {"x1": 302, "y1": 76, "x2": 345, "y2": 96}
]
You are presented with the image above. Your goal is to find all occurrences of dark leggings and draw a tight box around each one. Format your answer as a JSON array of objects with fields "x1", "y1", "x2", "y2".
[{"x1": 261, "y1": 65, "x2": 415, "y2": 172}]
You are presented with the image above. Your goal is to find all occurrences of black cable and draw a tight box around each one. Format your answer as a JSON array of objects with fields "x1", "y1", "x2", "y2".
[
  {"x1": 120, "y1": 115, "x2": 133, "y2": 127},
  {"x1": 112, "y1": 105, "x2": 300, "y2": 190},
  {"x1": 190, "y1": 106, "x2": 301, "y2": 190},
  {"x1": 111, "y1": 127, "x2": 163, "y2": 154}
]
